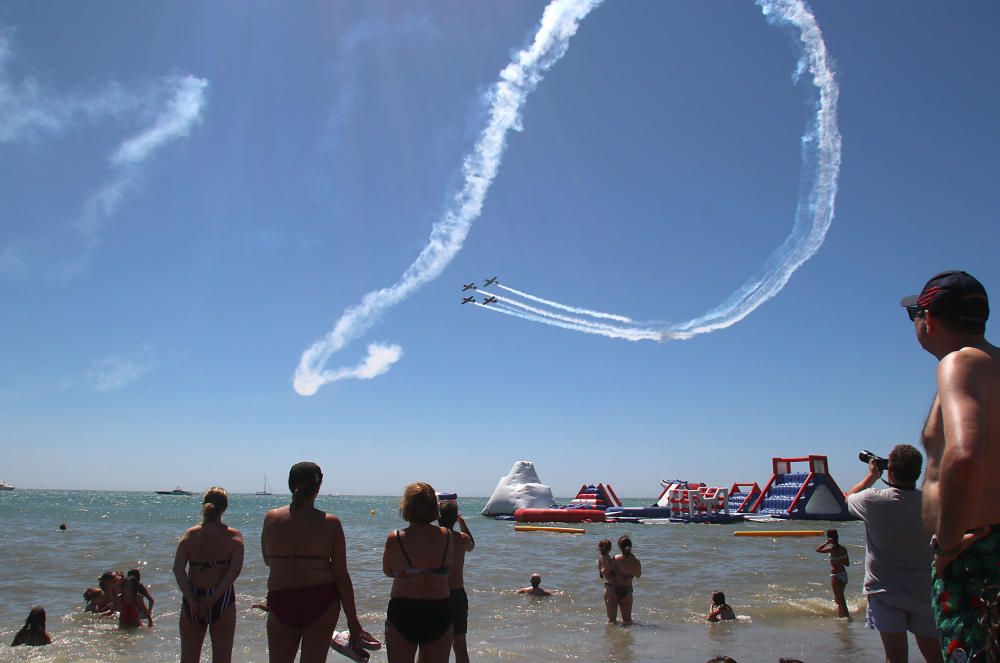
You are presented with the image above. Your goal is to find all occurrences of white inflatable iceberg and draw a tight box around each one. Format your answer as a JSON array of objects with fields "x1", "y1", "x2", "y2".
[{"x1": 481, "y1": 461, "x2": 556, "y2": 516}]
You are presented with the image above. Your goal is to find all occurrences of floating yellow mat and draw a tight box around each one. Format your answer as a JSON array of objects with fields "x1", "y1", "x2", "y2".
[
  {"x1": 515, "y1": 525, "x2": 586, "y2": 534},
  {"x1": 733, "y1": 530, "x2": 824, "y2": 537}
]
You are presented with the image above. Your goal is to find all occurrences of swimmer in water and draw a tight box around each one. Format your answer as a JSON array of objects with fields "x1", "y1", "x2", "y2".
[
  {"x1": 706, "y1": 591, "x2": 736, "y2": 622},
  {"x1": 11, "y1": 606, "x2": 51, "y2": 646},
  {"x1": 516, "y1": 574, "x2": 557, "y2": 597}
]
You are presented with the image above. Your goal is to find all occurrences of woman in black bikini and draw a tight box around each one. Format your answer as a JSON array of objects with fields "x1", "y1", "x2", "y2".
[
  {"x1": 608, "y1": 535, "x2": 641, "y2": 625},
  {"x1": 173, "y1": 486, "x2": 244, "y2": 663},
  {"x1": 262, "y1": 462, "x2": 369, "y2": 663},
  {"x1": 382, "y1": 482, "x2": 455, "y2": 663}
]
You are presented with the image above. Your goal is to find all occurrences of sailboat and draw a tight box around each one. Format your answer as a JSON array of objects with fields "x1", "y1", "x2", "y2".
[{"x1": 256, "y1": 474, "x2": 272, "y2": 496}]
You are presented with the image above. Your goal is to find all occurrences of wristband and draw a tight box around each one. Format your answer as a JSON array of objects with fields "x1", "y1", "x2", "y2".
[{"x1": 930, "y1": 535, "x2": 962, "y2": 557}]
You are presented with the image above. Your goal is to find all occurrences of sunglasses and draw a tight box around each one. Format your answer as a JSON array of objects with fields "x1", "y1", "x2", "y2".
[{"x1": 906, "y1": 305, "x2": 925, "y2": 321}]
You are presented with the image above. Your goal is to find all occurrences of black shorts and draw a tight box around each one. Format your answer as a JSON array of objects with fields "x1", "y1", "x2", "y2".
[{"x1": 449, "y1": 588, "x2": 469, "y2": 636}]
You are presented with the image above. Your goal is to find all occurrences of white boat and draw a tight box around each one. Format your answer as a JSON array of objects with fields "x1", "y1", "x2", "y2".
[
  {"x1": 155, "y1": 487, "x2": 193, "y2": 496},
  {"x1": 256, "y1": 474, "x2": 272, "y2": 496},
  {"x1": 0, "y1": 481, "x2": 15, "y2": 491}
]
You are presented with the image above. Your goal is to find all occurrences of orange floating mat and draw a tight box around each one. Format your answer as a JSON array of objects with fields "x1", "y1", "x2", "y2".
[
  {"x1": 515, "y1": 525, "x2": 585, "y2": 534},
  {"x1": 733, "y1": 530, "x2": 824, "y2": 537}
]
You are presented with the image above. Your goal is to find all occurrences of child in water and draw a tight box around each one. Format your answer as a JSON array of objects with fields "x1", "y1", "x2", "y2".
[
  {"x1": 815, "y1": 528, "x2": 851, "y2": 619},
  {"x1": 11, "y1": 606, "x2": 52, "y2": 646},
  {"x1": 598, "y1": 539, "x2": 617, "y2": 623},
  {"x1": 126, "y1": 569, "x2": 154, "y2": 623},
  {"x1": 115, "y1": 577, "x2": 152, "y2": 628},
  {"x1": 706, "y1": 591, "x2": 736, "y2": 622}
]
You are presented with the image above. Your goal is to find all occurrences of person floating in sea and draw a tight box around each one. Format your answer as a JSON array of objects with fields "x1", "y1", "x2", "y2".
[
  {"x1": 815, "y1": 529, "x2": 851, "y2": 619},
  {"x1": 516, "y1": 574, "x2": 558, "y2": 597},
  {"x1": 437, "y1": 500, "x2": 474, "y2": 663},
  {"x1": 126, "y1": 569, "x2": 154, "y2": 625},
  {"x1": 83, "y1": 587, "x2": 111, "y2": 613},
  {"x1": 706, "y1": 591, "x2": 736, "y2": 623},
  {"x1": 11, "y1": 606, "x2": 51, "y2": 646}
]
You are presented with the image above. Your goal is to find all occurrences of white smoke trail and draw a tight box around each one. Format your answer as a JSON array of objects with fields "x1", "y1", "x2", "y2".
[
  {"x1": 484, "y1": 302, "x2": 660, "y2": 341},
  {"x1": 497, "y1": 283, "x2": 633, "y2": 322},
  {"x1": 485, "y1": 291, "x2": 653, "y2": 337},
  {"x1": 294, "y1": 0, "x2": 603, "y2": 396},
  {"x1": 666, "y1": 0, "x2": 840, "y2": 338},
  {"x1": 480, "y1": 0, "x2": 840, "y2": 343}
]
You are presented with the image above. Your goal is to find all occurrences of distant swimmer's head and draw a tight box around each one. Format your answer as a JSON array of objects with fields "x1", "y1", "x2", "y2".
[
  {"x1": 712, "y1": 591, "x2": 726, "y2": 606},
  {"x1": 83, "y1": 588, "x2": 102, "y2": 602},
  {"x1": 438, "y1": 500, "x2": 458, "y2": 529},
  {"x1": 400, "y1": 482, "x2": 439, "y2": 524},
  {"x1": 288, "y1": 461, "x2": 323, "y2": 510},
  {"x1": 618, "y1": 535, "x2": 633, "y2": 555},
  {"x1": 826, "y1": 529, "x2": 839, "y2": 544},
  {"x1": 598, "y1": 539, "x2": 612, "y2": 555},
  {"x1": 126, "y1": 569, "x2": 141, "y2": 582},
  {"x1": 901, "y1": 270, "x2": 989, "y2": 335},
  {"x1": 530, "y1": 573, "x2": 542, "y2": 588},
  {"x1": 202, "y1": 487, "x2": 229, "y2": 521}
]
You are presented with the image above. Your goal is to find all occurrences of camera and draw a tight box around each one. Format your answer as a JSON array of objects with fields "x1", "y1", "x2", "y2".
[{"x1": 858, "y1": 450, "x2": 889, "y2": 473}]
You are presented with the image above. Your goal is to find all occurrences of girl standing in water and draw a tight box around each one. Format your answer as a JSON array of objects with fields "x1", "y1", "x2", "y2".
[{"x1": 816, "y1": 528, "x2": 851, "y2": 619}]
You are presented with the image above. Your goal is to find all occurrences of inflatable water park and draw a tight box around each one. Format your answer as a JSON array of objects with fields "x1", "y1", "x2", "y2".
[{"x1": 483, "y1": 455, "x2": 852, "y2": 525}]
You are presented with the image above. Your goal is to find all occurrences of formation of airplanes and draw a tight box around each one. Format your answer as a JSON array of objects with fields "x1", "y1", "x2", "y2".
[{"x1": 459, "y1": 277, "x2": 500, "y2": 305}]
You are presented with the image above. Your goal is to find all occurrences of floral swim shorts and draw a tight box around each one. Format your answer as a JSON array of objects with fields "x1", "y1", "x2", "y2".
[{"x1": 932, "y1": 526, "x2": 1000, "y2": 662}]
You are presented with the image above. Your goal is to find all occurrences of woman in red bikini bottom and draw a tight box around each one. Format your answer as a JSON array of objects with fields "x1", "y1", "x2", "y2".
[
  {"x1": 262, "y1": 461, "x2": 371, "y2": 663},
  {"x1": 382, "y1": 482, "x2": 456, "y2": 663},
  {"x1": 173, "y1": 487, "x2": 244, "y2": 663}
]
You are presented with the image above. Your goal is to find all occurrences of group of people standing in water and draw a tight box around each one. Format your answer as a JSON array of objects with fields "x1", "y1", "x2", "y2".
[{"x1": 175, "y1": 463, "x2": 477, "y2": 663}]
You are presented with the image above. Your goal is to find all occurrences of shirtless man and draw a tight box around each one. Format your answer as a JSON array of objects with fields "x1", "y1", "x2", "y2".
[
  {"x1": 516, "y1": 574, "x2": 556, "y2": 597},
  {"x1": 902, "y1": 270, "x2": 1000, "y2": 661},
  {"x1": 437, "y1": 502, "x2": 474, "y2": 663}
]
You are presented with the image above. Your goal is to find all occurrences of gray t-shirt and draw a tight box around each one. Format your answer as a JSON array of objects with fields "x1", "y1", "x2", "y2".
[{"x1": 846, "y1": 487, "x2": 932, "y2": 599}]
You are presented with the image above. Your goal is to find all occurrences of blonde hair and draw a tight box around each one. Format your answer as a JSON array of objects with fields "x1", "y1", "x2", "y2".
[
  {"x1": 399, "y1": 482, "x2": 439, "y2": 524},
  {"x1": 202, "y1": 487, "x2": 228, "y2": 521}
]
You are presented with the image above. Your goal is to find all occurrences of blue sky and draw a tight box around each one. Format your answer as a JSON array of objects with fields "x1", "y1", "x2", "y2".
[{"x1": 2, "y1": 1, "x2": 998, "y2": 498}]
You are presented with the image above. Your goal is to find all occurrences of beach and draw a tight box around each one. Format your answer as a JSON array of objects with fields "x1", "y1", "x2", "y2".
[{"x1": 0, "y1": 490, "x2": 889, "y2": 662}]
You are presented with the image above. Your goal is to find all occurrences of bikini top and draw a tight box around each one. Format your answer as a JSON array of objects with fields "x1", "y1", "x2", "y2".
[
  {"x1": 190, "y1": 558, "x2": 230, "y2": 570},
  {"x1": 393, "y1": 527, "x2": 450, "y2": 578}
]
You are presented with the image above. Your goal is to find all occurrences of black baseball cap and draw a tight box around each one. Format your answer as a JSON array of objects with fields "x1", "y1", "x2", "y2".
[
  {"x1": 288, "y1": 461, "x2": 323, "y2": 489},
  {"x1": 900, "y1": 270, "x2": 989, "y2": 322}
]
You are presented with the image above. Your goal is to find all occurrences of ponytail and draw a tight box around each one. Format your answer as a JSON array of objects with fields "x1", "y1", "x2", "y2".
[
  {"x1": 290, "y1": 484, "x2": 319, "y2": 511},
  {"x1": 201, "y1": 486, "x2": 228, "y2": 522}
]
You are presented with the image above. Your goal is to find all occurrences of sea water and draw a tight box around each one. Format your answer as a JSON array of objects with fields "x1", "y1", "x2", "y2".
[{"x1": 0, "y1": 491, "x2": 893, "y2": 662}]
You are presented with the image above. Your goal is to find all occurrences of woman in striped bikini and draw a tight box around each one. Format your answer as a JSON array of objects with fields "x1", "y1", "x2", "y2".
[{"x1": 173, "y1": 486, "x2": 245, "y2": 663}]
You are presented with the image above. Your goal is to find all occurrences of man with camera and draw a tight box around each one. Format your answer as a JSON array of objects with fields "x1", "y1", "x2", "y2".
[
  {"x1": 902, "y1": 270, "x2": 1000, "y2": 662},
  {"x1": 846, "y1": 445, "x2": 942, "y2": 663}
]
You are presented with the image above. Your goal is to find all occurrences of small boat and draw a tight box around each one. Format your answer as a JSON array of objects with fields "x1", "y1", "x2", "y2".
[
  {"x1": 0, "y1": 481, "x2": 15, "y2": 491},
  {"x1": 256, "y1": 474, "x2": 272, "y2": 496},
  {"x1": 155, "y1": 487, "x2": 193, "y2": 496}
]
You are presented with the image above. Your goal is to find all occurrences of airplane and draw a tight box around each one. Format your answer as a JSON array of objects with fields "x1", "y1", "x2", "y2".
[
  {"x1": 462, "y1": 282, "x2": 477, "y2": 291},
  {"x1": 483, "y1": 276, "x2": 498, "y2": 287},
  {"x1": 461, "y1": 296, "x2": 475, "y2": 304},
  {"x1": 482, "y1": 296, "x2": 498, "y2": 305}
]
